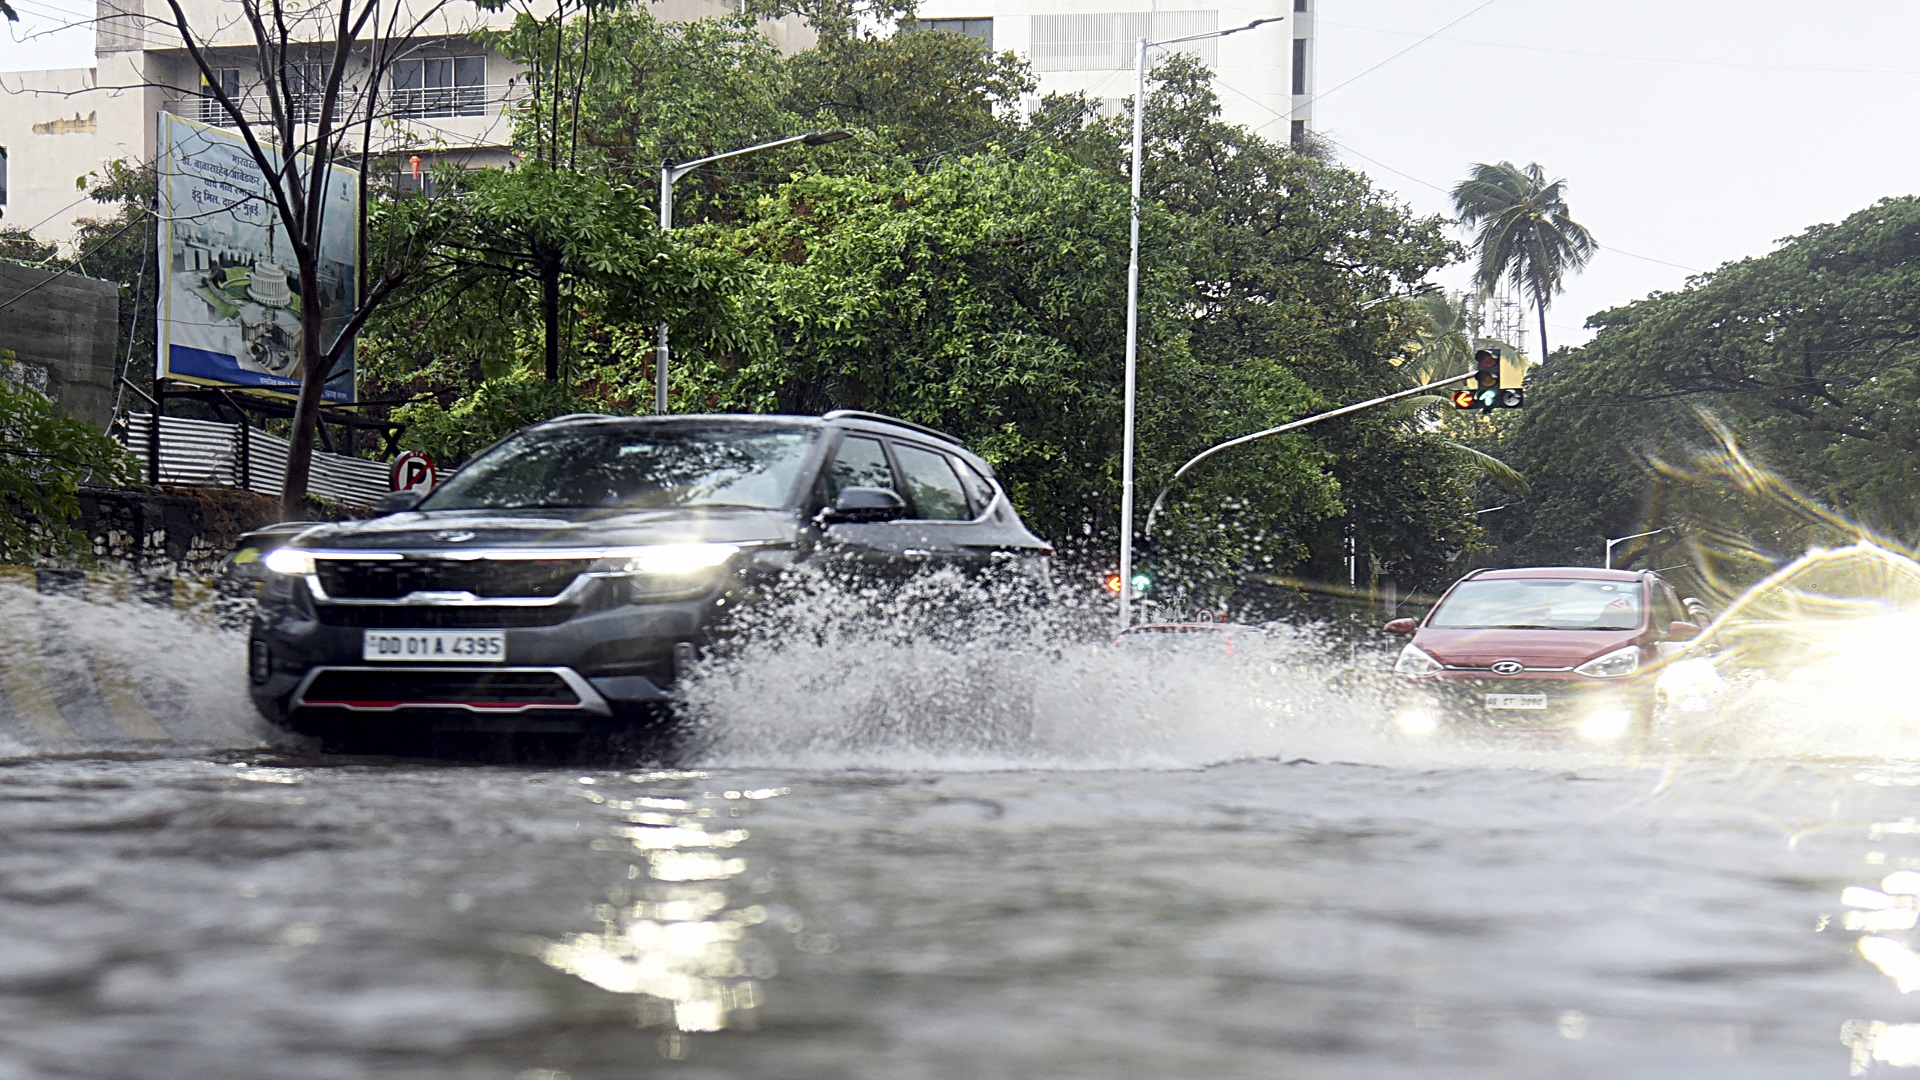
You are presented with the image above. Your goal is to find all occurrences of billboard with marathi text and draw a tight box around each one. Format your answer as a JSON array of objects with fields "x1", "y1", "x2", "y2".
[{"x1": 156, "y1": 113, "x2": 358, "y2": 402}]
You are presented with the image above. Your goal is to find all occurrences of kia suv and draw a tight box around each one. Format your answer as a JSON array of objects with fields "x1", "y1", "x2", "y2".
[
  {"x1": 1384, "y1": 567, "x2": 1700, "y2": 744},
  {"x1": 247, "y1": 411, "x2": 1052, "y2": 748}
]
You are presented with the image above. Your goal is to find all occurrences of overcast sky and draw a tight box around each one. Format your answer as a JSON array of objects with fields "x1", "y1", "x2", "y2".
[{"x1": 6, "y1": 0, "x2": 1917, "y2": 352}]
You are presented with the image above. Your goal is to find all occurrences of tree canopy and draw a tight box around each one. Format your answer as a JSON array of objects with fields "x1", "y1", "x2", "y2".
[{"x1": 1487, "y1": 195, "x2": 1920, "y2": 590}]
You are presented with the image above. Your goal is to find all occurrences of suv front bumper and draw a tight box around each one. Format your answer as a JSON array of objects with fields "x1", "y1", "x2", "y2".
[{"x1": 248, "y1": 574, "x2": 720, "y2": 735}]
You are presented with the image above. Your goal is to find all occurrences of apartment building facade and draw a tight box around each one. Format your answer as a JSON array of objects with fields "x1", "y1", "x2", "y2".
[
  {"x1": 0, "y1": 0, "x2": 808, "y2": 245},
  {"x1": 912, "y1": 0, "x2": 1316, "y2": 142}
]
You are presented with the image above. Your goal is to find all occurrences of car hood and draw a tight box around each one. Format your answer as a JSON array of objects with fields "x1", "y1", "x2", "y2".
[
  {"x1": 1413, "y1": 627, "x2": 1643, "y2": 669},
  {"x1": 292, "y1": 506, "x2": 799, "y2": 553}
]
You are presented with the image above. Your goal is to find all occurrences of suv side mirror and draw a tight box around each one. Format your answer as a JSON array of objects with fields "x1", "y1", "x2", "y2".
[
  {"x1": 373, "y1": 490, "x2": 424, "y2": 515},
  {"x1": 819, "y1": 486, "x2": 906, "y2": 524},
  {"x1": 1383, "y1": 618, "x2": 1417, "y2": 635},
  {"x1": 1667, "y1": 620, "x2": 1702, "y2": 640}
]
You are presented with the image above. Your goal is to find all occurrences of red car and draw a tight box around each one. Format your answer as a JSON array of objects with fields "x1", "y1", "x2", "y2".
[{"x1": 1384, "y1": 567, "x2": 1701, "y2": 743}]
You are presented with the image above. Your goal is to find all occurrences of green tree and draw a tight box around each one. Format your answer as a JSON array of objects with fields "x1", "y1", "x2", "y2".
[
  {"x1": 0, "y1": 352, "x2": 140, "y2": 563},
  {"x1": 1451, "y1": 160, "x2": 1596, "y2": 361},
  {"x1": 1488, "y1": 195, "x2": 1920, "y2": 588}
]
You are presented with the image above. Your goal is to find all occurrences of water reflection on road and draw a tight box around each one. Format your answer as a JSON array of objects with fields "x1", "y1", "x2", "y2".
[{"x1": 538, "y1": 778, "x2": 781, "y2": 1041}]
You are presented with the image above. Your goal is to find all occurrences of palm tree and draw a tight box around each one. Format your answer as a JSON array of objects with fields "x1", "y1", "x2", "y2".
[{"x1": 1451, "y1": 161, "x2": 1596, "y2": 362}]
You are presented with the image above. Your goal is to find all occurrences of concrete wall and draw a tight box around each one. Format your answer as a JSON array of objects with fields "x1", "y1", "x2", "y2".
[{"x1": 0, "y1": 259, "x2": 122, "y2": 432}]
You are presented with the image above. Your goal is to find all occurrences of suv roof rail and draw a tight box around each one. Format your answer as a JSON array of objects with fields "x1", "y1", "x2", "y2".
[{"x1": 822, "y1": 409, "x2": 962, "y2": 446}]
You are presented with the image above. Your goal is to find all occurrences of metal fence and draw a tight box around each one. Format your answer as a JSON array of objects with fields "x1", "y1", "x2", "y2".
[{"x1": 122, "y1": 414, "x2": 388, "y2": 507}]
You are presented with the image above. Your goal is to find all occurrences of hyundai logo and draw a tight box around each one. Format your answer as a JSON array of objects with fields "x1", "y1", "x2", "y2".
[
  {"x1": 1490, "y1": 660, "x2": 1525, "y2": 675},
  {"x1": 433, "y1": 530, "x2": 477, "y2": 543}
]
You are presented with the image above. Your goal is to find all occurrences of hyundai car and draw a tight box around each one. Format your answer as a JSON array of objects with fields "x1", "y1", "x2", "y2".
[
  {"x1": 1385, "y1": 567, "x2": 1700, "y2": 744},
  {"x1": 247, "y1": 411, "x2": 1052, "y2": 749}
]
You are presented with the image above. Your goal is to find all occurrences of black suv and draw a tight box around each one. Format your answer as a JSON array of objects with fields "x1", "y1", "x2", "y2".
[{"x1": 248, "y1": 411, "x2": 1052, "y2": 744}]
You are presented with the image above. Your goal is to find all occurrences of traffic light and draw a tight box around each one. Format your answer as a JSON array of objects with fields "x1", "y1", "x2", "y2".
[
  {"x1": 1453, "y1": 349, "x2": 1525, "y2": 410},
  {"x1": 1102, "y1": 572, "x2": 1124, "y2": 594},
  {"x1": 1102, "y1": 568, "x2": 1155, "y2": 596},
  {"x1": 1474, "y1": 349, "x2": 1501, "y2": 391}
]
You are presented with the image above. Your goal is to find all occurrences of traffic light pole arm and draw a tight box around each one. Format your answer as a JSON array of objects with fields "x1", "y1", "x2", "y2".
[{"x1": 1142, "y1": 371, "x2": 1476, "y2": 539}]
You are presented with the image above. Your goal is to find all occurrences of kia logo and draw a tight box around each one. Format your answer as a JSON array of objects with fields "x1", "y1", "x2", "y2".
[{"x1": 1490, "y1": 661, "x2": 1525, "y2": 675}]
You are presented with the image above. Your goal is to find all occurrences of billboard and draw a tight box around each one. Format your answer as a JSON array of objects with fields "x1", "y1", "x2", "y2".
[{"x1": 156, "y1": 113, "x2": 359, "y2": 402}]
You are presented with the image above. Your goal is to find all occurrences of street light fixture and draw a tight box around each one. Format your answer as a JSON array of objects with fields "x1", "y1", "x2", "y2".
[
  {"x1": 1117, "y1": 16, "x2": 1282, "y2": 632},
  {"x1": 1604, "y1": 527, "x2": 1670, "y2": 570},
  {"x1": 656, "y1": 129, "x2": 852, "y2": 413}
]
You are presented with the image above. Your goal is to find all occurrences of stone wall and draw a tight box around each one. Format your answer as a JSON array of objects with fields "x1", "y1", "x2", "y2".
[
  {"x1": 77, "y1": 486, "x2": 354, "y2": 579},
  {"x1": 0, "y1": 259, "x2": 122, "y2": 432}
]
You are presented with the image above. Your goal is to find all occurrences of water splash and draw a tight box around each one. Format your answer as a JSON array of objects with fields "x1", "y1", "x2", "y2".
[{"x1": 0, "y1": 581, "x2": 278, "y2": 756}]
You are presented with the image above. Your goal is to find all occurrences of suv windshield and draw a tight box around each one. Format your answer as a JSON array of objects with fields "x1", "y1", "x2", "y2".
[
  {"x1": 420, "y1": 423, "x2": 819, "y2": 512},
  {"x1": 1429, "y1": 579, "x2": 1644, "y2": 631}
]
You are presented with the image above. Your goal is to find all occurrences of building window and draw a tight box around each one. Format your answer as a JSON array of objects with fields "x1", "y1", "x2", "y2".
[
  {"x1": 283, "y1": 63, "x2": 325, "y2": 123},
  {"x1": 391, "y1": 56, "x2": 486, "y2": 119},
  {"x1": 1031, "y1": 11, "x2": 1218, "y2": 72},
  {"x1": 915, "y1": 17, "x2": 993, "y2": 49},
  {"x1": 1294, "y1": 0, "x2": 1308, "y2": 10},
  {"x1": 0, "y1": 145, "x2": 8, "y2": 208},
  {"x1": 1292, "y1": 37, "x2": 1308, "y2": 95},
  {"x1": 1291, "y1": 119, "x2": 1306, "y2": 146}
]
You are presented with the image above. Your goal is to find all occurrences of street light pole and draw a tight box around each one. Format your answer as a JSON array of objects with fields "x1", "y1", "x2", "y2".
[
  {"x1": 1604, "y1": 527, "x2": 1670, "y2": 570},
  {"x1": 656, "y1": 129, "x2": 851, "y2": 414},
  {"x1": 1117, "y1": 16, "x2": 1281, "y2": 633}
]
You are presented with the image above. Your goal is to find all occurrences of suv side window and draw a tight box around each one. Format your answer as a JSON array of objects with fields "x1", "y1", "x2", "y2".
[
  {"x1": 953, "y1": 458, "x2": 998, "y2": 514},
  {"x1": 826, "y1": 436, "x2": 896, "y2": 501},
  {"x1": 893, "y1": 442, "x2": 973, "y2": 521}
]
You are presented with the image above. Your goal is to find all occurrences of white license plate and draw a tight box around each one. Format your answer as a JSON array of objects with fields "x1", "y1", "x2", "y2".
[
  {"x1": 1485, "y1": 693, "x2": 1548, "y2": 710},
  {"x1": 362, "y1": 630, "x2": 505, "y2": 663}
]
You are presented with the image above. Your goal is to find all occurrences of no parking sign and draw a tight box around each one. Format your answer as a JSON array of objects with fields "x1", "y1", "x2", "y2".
[{"x1": 390, "y1": 450, "x2": 437, "y2": 493}]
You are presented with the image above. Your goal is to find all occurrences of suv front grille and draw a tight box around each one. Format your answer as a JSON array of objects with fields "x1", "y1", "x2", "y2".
[
  {"x1": 315, "y1": 605, "x2": 579, "y2": 629},
  {"x1": 301, "y1": 669, "x2": 581, "y2": 709},
  {"x1": 316, "y1": 557, "x2": 590, "y2": 600}
]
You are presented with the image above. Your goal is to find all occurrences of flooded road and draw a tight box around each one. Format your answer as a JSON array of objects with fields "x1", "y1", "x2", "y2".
[{"x1": 2, "y1": 584, "x2": 1918, "y2": 1077}]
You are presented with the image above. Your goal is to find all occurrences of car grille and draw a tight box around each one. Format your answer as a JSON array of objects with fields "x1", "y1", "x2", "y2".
[
  {"x1": 315, "y1": 604, "x2": 578, "y2": 629},
  {"x1": 316, "y1": 557, "x2": 590, "y2": 600},
  {"x1": 301, "y1": 669, "x2": 581, "y2": 709}
]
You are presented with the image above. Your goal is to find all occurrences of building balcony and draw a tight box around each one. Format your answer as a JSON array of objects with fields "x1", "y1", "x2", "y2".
[{"x1": 165, "y1": 83, "x2": 524, "y2": 149}]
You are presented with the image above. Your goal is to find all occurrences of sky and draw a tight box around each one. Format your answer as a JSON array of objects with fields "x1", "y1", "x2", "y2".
[
  {"x1": 7, "y1": 0, "x2": 1919, "y2": 353},
  {"x1": 1307, "y1": 0, "x2": 1920, "y2": 352}
]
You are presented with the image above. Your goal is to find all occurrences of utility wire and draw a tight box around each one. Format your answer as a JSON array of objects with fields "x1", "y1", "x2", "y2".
[
  {"x1": 0, "y1": 212, "x2": 146, "y2": 314},
  {"x1": 1303, "y1": 0, "x2": 1499, "y2": 108}
]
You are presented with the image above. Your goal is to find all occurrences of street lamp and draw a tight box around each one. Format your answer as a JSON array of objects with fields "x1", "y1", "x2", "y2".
[
  {"x1": 1604, "y1": 527, "x2": 1670, "y2": 570},
  {"x1": 656, "y1": 129, "x2": 852, "y2": 414},
  {"x1": 1118, "y1": 16, "x2": 1282, "y2": 632}
]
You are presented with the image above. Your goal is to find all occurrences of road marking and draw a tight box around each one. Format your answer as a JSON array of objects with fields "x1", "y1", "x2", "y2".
[
  {"x1": 90, "y1": 654, "x2": 172, "y2": 741},
  {"x1": 0, "y1": 599, "x2": 79, "y2": 743}
]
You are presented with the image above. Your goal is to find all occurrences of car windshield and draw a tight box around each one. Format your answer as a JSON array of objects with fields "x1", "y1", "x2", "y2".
[
  {"x1": 1428, "y1": 579, "x2": 1644, "y2": 631},
  {"x1": 420, "y1": 423, "x2": 819, "y2": 512}
]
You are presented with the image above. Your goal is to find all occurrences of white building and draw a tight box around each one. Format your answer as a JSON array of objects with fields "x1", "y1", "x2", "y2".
[
  {"x1": 0, "y1": 0, "x2": 810, "y2": 245},
  {"x1": 911, "y1": 0, "x2": 1315, "y2": 143}
]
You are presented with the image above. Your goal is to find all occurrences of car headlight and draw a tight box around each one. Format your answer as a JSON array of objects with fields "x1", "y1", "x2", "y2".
[
  {"x1": 1575, "y1": 646, "x2": 1640, "y2": 679},
  {"x1": 593, "y1": 543, "x2": 740, "y2": 576},
  {"x1": 262, "y1": 548, "x2": 316, "y2": 576},
  {"x1": 1393, "y1": 644, "x2": 1442, "y2": 676},
  {"x1": 592, "y1": 543, "x2": 740, "y2": 601}
]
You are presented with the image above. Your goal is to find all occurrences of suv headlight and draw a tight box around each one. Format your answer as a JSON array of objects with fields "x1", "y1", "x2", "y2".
[
  {"x1": 262, "y1": 548, "x2": 316, "y2": 576},
  {"x1": 593, "y1": 543, "x2": 741, "y2": 601},
  {"x1": 1393, "y1": 644, "x2": 1442, "y2": 676},
  {"x1": 1575, "y1": 646, "x2": 1640, "y2": 679}
]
